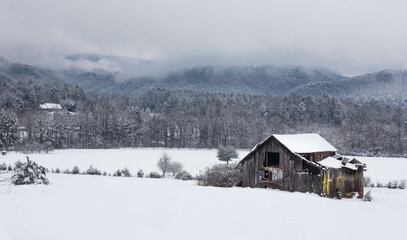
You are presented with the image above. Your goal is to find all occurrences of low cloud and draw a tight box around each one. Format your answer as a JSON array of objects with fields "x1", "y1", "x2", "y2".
[{"x1": 1, "y1": 0, "x2": 407, "y2": 76}]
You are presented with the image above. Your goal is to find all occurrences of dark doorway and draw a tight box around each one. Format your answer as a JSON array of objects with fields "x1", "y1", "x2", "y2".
[{"x1": 265, "y1": 152, "x2": 280, "y2": 167}]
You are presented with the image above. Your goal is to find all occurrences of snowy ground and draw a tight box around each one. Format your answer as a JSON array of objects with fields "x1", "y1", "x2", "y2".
[
  {"x1": 0, "y1": 174, "x2": 406, "y2": 240},
  {"x1": 0, "y1": 149, "x2": 406, "y2": 240}
]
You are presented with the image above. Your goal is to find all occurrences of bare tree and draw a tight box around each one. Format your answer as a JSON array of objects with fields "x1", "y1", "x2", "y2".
[
  {"x1": 157, "y1": 152, "x2": 172, "y2": 177},
  {"x1": 169, "y1": 161, "x2": 183, "y2": 175}
]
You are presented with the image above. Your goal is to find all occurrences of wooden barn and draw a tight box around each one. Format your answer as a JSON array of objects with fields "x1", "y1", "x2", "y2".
[{"x1": 236, "y1": 134, "x2": 366, "y2": 198}]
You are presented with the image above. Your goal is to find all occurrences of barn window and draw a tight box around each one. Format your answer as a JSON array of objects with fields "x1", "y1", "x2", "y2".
[{"x1": 265, "y1": 152, "x2": 280, "y2": 167}]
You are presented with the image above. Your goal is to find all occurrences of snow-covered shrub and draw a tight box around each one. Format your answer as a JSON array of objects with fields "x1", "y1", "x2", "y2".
[
  {"x1": 376, "y1": 182, "x2": 383, "y2": 188},
  {"x1": 197, "y1": 164, "x2": 242, "y2": 188},
  {"x1": 387, "y1": 180, "x2": 399, "y2": 189},
  {"x1": 175, "y1": 171, "x2": 193, "y2": 180},
  {"x1": 121, "y1": 167, "x2": 132, "y2": 177},
  {"x1": 0, "y1": 162, "x2": 7, "y2": 171},
  {"x1": 113, "y1": 169, "x2": 122, "y2": 177},
  {"x1": 7, "y1": 164, "x2": 12, "y2": 171},
  {"x1": 102, "y1": 171, "x2": 107, "y2": 176},
  {"x1": 72, "y1": 166, "x2": 80, "y2": 174},
  {"x1": 63, "y1": 169, "x2": 71, "y2": 174},
  {"x1": 149, "y1": 171, "x2": 161, "y2": 178},
  {"x1": 399, "y1": 179, "x2": 406, "y2": 189},
  {"x1": 86, "y1": 165, "x2": 101, "y2": 175},
  {"x1": 55, "y1": 168, "x2": 61, "y2": 174},
  {"x1": 11, "y1": 159, "x2": 49, "y2": 185},
  {"x1": 137, "y1": 169, "x2": 144, "y2": 178},
  {"x1": 363, "y1": 190, "x2": 372, "y2": 202},
  {"x1": 363, "y1": 177, "x2": 371, "y2": 187}
]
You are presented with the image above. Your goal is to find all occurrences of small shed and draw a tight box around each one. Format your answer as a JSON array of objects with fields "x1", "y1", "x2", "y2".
[{"x1": 237, "y1": 133, "x2": 365, "y2": 198}]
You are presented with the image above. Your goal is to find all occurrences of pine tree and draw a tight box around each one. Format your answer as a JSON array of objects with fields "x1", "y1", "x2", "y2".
[{"x1": 0, "y1": 109, "x2": 19, "y2": 150}]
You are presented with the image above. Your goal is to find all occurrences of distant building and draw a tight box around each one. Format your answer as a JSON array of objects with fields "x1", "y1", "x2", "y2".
[
  {"x1": 236, "y1": 133, "x2": 365, "y2": 198},
  {"x1": 39, "y1": 103, "x2": 63, "y2": 112}
]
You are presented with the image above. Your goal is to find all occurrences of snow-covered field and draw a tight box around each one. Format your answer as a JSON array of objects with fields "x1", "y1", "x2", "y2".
[
  {"x1": 1, "y1": 149, "x2": 407, "y2": 240},
  {"x1": 0, "y1": 148, "x2": 250, "y2": 176}
]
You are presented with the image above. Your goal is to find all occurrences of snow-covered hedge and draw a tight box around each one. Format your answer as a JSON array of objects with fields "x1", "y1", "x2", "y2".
[
  {"x1": 11, "y1": 160, "x2": 49, "y2": 185},
  {"x1": 197, "y1": 164, "x2": 242, "y2": 187}
]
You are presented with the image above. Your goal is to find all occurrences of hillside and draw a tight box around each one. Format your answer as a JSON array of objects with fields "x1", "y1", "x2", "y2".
[
  {"x1": 288, "y1": 70, "x2": 407, "y2": 98},
  {"x1": 0, "y1": 56, "x2": 342, "y2": 95},
  {"x1": 2, "y1": 56, "x2": 407, "y2": 99}
]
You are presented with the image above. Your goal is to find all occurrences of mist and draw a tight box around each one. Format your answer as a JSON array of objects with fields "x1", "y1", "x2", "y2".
[{"x1": 1, "y1": 0, "x2": 407, "y2": 76}]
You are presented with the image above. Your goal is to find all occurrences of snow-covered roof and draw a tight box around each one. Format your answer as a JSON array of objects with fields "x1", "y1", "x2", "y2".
[
  {"x1": 318, "y1": 156, "x2": 359, "y2": 170},
  {"x1": 39, "y1": 103, "x2": 63, "y2": 110},
  {"x1": 273, "y1": 134, "x2": 337, "y2": 154}
]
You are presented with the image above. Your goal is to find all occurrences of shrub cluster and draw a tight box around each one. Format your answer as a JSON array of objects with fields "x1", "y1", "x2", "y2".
[
  {"x1": 148, "y1": 171, "x2": 161, "y2": 178},
  {"x1": 366, "y1": 179, "x2": 406, "y2": 189},
  {"x1": 86, "y1": 165, "x2": 102, "y2": 175},
  {"x1": 197, "y1": 164, "x2": 242, "y2": 187}
]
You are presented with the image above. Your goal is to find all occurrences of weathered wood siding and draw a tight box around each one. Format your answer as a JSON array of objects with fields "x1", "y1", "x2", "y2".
[
  {"x1": 322, "y1": 167, "x2": 364, "y2": 198},
  {"x1": 241, "y1": 136, "x2": 301, "y2": 189},
  {"x1": 298, "y1": 151, "x2": 335, "y2": 162}
]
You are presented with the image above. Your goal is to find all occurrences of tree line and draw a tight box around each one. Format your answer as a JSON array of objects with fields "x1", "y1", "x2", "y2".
[{"x1": 0, "y1": 79, "x2": 406, "y2": 156}]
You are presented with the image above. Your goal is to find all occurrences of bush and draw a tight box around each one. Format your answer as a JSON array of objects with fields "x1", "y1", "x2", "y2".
[
  {"x1": 72, "y1": 166, "x2": 80, "y2": 174},
  {"x1": 102, "y1": 171, "x2": 107, "y2": 176},
  {"x1": 0, "y1": 162, "x2": 7, "y2": 171},
  {"x1": 149, "y1": 171, "x2": 161, "y2": 178},
  {"x1": 387, "y1": 180, "x2": 399, "y2": 189},
  {"x1": 63, "y1": 169, "x2": 71, "y2": 174},
  {"x1": 11, "y1": 159, "x2": 49, "y2": 185},
  {"x1": 376, "y1": 182, "x2": 383, "y2": 188},
  {"x1": 197, "y1": 164, "x2": 242, "y2": 187},
  {"x1": 137, "y1": 169, "x2": 144, "y2": 178},
  {"x1": 399, "y1": 179, "x2": 406, "y2": 189},
  {"x1": 113, "y1": 169, "x2": 122, "y2": 177},
  {"x1": 175, "y1": 171, "x2": 193, "y2": 180},
  {"x1": 121, "y1": 167, "x2": 132, "y2": 177},
  {"x1": 55, "y1": 168, "x2": 61, "y2": 174},
  {"x1": 363, "y1": 190, "x2": 372, "y2": 202},
  {"x1": 86, "y1": 165, "x2": 101, "y2": 175},
  {"x1": 7, "y1": 164, "x2": 12, "y2": 171}
]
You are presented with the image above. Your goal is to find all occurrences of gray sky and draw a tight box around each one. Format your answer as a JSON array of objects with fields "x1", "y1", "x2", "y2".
[{"x1": 1, "y1": 0, "x2": 407, "y2": 76}]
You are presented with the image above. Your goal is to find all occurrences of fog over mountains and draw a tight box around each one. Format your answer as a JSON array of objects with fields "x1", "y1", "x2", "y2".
[{"x1": 1, "y1": 55, "x2": 406, "y2": 99}]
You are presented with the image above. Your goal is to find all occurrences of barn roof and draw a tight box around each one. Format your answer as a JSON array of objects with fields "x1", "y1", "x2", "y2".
[
  {"x1": 238, "y1": 133, "x2": 337, "y2": 167},
  {"x1": 273, "y1": 134, "x2": 337, "y2": 154}
]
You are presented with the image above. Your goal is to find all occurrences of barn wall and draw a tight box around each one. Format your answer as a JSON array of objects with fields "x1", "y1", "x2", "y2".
[
  {"x1": 241, "y1": 137, "x2": 297, "y2": 189},
  {"x1": 298, "y1": 151, "x2": 336, "y2": 162},
  {"x1": 322, "y1": 167, "x2": 364, "y2": 198}
]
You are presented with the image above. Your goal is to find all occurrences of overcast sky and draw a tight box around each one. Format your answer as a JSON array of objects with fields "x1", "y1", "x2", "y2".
[{"x1": 1, "y1": 0, "x2": 407, "y2": 75}]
